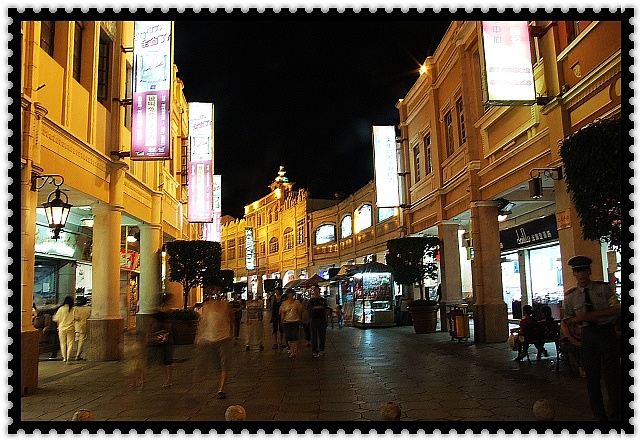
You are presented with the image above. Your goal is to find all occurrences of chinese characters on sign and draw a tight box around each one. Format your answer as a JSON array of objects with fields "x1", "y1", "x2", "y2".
[
  {"x1": 372, "y1": 125, "x2": 400, "y2": 208},
  {"x1": 132, "y1": 22, "x2": 173, "y2": 159},
  {"x1": 481, "y1": 21, "x2": 536, "y2": 104},
  {"x1": 245, "y1": 228, "x2": 255, "y2": 271},
  {"x1": 187, "y1": 103, "x2": 215, "y2": 223}
]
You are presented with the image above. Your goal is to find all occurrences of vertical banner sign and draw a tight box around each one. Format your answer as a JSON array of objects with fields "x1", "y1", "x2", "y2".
[
  {"x1": 245, "y1": 228, "x2": 255, "y2": 271},
  {"x1": 372, "y1": 125, "x2": 400, "y2": 207},
  {"x1": 132, "y1": 22, "x2": 173, "y2": 159},
  {"x1": 188, "y1": 102, "x2": 214, "y2": 222},
  {"x1": 480, "y1": 21, "x2": 536, "y2": 105},
  {"x1": 212, "y1": 175, "x2": 222, "y2": 242}
]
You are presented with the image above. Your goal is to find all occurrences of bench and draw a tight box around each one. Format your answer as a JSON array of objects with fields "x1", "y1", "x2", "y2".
[{"x1": 512, "y1": 320, "x2": 561, "y2": 372}]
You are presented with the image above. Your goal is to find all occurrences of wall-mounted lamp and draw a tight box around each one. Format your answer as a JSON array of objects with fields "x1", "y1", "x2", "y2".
[
  {"x1": 529, "y1": 167, "x2": 564, "y2": 199},
  {"x1": 496, "y1": 198, "x2": 515, "y2": 222},
  {"x1": 126, "y1": 226, "x2": 140, "y2": 243},
  {"x1": 31, "y1": 173, "x2": 72, "y2": 240}
]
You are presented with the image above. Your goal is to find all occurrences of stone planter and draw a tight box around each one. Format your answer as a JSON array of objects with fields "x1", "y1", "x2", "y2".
[
  {"x1": 408, "y1": 305, "x2": 438, "y2": 334},
  {"x1": 169, "y1": 319, "x2": 199, "y2": 345}
]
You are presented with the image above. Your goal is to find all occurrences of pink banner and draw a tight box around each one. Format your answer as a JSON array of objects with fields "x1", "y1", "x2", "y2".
[
  {"x1": 131, "y1": 90, "x2": 171, "y2": 159},
  {"x1": 187, "y1": 161, "x2": 213, "y2": 222}
]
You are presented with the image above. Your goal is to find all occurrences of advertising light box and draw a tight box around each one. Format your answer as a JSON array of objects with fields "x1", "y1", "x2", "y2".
[
  {"x1": 245, "y1": 228, "x2": 255, "y2": 271},
  {"x1": 187, "y1": 103, "x2": 214, "y2": 223},
  {"x1": 372, "y1": 125, "x2": 400, "y2": 208},
  {"x1": 132, "y1": 22, "x2": 173, "y2": 160},
  {"x1": 480, "y1": 21, "x2": 536, "y2": 105}
]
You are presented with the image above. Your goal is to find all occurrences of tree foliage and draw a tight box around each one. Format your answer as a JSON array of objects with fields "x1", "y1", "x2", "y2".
[
  {"x1": 203, "y1": 269, "x2": 235, "y2": 293},
  {"x1": 559, "y1": 118, "x2": 621, "y2": 250},
  {"x1": 166, "y1": 240, "x2": 222, "y2": 311},
  {"x1": 385, "y1": 236, "x2": 440, "y2": 300}
]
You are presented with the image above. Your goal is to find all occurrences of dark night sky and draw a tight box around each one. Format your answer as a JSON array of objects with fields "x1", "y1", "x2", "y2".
[{"x1": 174, "y1": 20, "x2": 450, "y2": 218}]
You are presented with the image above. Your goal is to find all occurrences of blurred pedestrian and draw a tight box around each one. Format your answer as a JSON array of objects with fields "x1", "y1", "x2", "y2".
[
  {"x1": 308, "y1": 285, "x2": 330, "y2": 358},
  {"x1": 301, "y1": 295, "x2": 311, "y2": 348},
  {"x1": 268, "y1": 288, "x2": 285, "y2": 349},
  {"x1": 336, "y1": 304, "x2": 344, "y2": 328},
  {"x1": 52, "y1": 295, "x2": 75, "y2": 364},
  {"x1": 196, "y1": 297, "x2": 235, "y2": 399},
  {"x1": 563, "y1": 255, "x2": 621, "y2": 421},
  {"x1": 73, "y1": 296, "x2": 91, "y2": 361},
  {"x1": 229, "y1": 295, "x2": 243, "y2": 342},
  {"x1": 245, "y1": 294, "x2": 264, "y2": 351},
  {"x1": 146, "y1": 305, "x2": 174, "y2": 388},
  {"x1": 280, "y1": 288, "x2": 303, "y2": 358}
]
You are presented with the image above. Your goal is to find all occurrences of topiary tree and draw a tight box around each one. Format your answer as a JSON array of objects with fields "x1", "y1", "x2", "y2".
[
  {"x1": 166, "y1": 240, "x2": 222, "y2": 311},
  {"x1": 560, "y1": 117, "x2": 621, "y2": 250},
  {"x1": 203, "y1": 269, "x2": 235, "y2": 294},
  {"x1": 385, "y1": 236, "x2": 440, "y2": 301}
]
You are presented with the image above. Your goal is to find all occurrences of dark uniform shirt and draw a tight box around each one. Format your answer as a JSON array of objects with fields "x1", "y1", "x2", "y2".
[{"x1": 563, "y1": 281, "x2": 620, "y2": 327}]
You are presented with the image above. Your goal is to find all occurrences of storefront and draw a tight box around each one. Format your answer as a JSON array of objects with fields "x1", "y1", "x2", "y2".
[
  {"x1": 500, "y1": 215, "x2": 563, "y2": 320},
  {"x1": 352, "y1": 262, "x2": 395, "y2": 328}
]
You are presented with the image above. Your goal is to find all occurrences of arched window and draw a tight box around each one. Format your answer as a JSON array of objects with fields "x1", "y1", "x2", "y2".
[
  {"x1": 284, "y1": 227, "x2": 294, "y2": 250},
  {"x1": 378, "y1": 207, "x2": 395, "y2": 222},
  {"x1": 269, "y1": 237, "x2": 279, "y2": 254},
  {"x1": 354, "y1": 204, "x2": 372, "y2": 233},
  {"x1": 315, "y1": 225, "x2": 336, "y2": 245},
  {"x1": 341, "y1": 215, "x2": 353, "y2": 238}
]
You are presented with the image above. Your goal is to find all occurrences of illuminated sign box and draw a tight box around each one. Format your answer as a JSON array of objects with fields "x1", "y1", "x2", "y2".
[
  {"x1": 372, "y1": 125, "x2": 400, "y2": 208},
  {"x1": 245, "y1": 228, "x2": 255, "y2": 270},
  {"x1": 480, "y1": 21, "x2": 536, "y2": 105},
  {"x1": 132, "y1": 22, "x2": 173, "y2": 159},
  {"x1": 187, "y1": 103, "x2": 215, "y2": 223}
]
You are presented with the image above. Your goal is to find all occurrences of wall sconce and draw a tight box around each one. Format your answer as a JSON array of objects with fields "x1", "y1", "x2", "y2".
[
  {"x1": 529, "y1": 167, "x2": 564, "y2": 199},
  {"x1": 31, "y1": 173, "x2": 72, "y2": 240},
  {"x1": 496, "y1": 198, "x2": 515, "y2": 222}
]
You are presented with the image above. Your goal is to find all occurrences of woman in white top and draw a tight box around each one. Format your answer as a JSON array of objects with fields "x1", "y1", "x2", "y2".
[
  {"x1": 52, "y1": 296, "x2": 75, "y2": 364},
  {"x1": 280, "y1": 289, "x2": 303, "y2": 358}
]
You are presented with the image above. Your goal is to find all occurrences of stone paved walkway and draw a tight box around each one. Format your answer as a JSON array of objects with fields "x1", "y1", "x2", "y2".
[{"x1": 18, "y1": 317, "x2": 613, "y2": 431}]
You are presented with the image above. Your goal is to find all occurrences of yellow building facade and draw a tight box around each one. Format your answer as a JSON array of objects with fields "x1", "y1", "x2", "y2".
[
  {"x1": 20, "y1": 20, "x2": 196, "y2": 394},
  {"x1": 397, "y1": 20, "x2": 621, "y2": 342}
]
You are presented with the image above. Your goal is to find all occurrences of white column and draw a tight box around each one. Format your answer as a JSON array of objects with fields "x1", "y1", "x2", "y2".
[{"x1": 438, "y1": 222, "x2": 463, "y2": 330}]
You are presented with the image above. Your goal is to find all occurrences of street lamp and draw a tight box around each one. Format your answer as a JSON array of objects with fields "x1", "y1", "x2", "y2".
[
  {"x1": 528, "y1": 167, "x2": 564, "y2": 199},
  {"x1": 31, "y1": 173, "x2": 73, "y2": 240}
]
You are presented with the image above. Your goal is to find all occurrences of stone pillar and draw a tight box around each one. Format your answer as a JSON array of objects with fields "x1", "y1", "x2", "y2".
[
  {"x1": 21, "y1": 100, "x2": 47, "y2": 396},
  {"x1": 136, "y1": 220, "x2": 162, "y2": 340},
  {"x1": 438, "y1": 222, "x2": 464, "y2": 331},
  {"x1": 87, "y1": 202, "x2": 124, "y2": 361},
  {"x1": 470, "y1": 201, "x2": 508, "y2": 343}
]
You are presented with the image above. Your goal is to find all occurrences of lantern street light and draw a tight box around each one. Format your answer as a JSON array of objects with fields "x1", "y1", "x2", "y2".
[{"x1": 31, "y1": 173, "x2": 73, "y2": 240}]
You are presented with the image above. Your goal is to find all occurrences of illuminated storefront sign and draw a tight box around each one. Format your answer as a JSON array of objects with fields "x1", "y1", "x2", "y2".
[
  {"x1": 187, "y1": 102, "x2": 214, "y2": 222},
  {"x1": 132, "y1": 22, "x2": 173, "y2": 159},
  {"x1": 245, "y1": 227, "x2": 255, "y2": 270},
  {"x1": 372, "y1": 125, "x2": 400, "y2": 207},
  {"x1": 480, "y1": 21, "x2": 536, "y2": 105}
]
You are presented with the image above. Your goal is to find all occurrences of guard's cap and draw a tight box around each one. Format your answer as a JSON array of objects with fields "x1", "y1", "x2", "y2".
[{"x1": 567, "y1": 255, "x2": 592, "y2": 270}]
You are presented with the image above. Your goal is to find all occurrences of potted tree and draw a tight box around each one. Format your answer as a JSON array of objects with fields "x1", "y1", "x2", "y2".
[
  {"x1": 165, "y1": 240, "x2": 222, "y2": 344},
  {"x1": 386, "y1": 236, "x2": 440, "y2": 333}
]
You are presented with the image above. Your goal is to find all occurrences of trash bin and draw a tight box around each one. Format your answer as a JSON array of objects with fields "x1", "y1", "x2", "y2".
[{"x1": 512, "y1": 300, "x2": 522, "y2": 319}]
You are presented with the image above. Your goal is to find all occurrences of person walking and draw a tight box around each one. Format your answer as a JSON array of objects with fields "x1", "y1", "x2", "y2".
[
  {"x1": 146, "y1": 305, "x2": 174, "y2": 388},
  {"x1": 301, "y1": 295, "x2": 311, "y2": 348},
  {"x1": 73, "y1": 296, "x2": 91, "y2": 361},
  {"x1": 280, "y1": 289, "x2": 303, "y2": 358},
  {"x1": 268, "y1": 288, "x2": 285, "y2": 349},
  {"x1": 52, "y1": 296, "x2": 75, "y2": 364},
  {"x1": 245, "y1": 294, "x2": 264, "y2": 351},
  {"x1": 563, "y1": 255, "x2": 621, "y2": 421},
  {"x1": 307, "y1": 285, "x2": 330, "y2": 358},
  {"x1": 196, "y1": 297, "x2": 235, "y2": 399},
  {"x1": 229, "y1": 295, "x2": 243, "y2": 342}
]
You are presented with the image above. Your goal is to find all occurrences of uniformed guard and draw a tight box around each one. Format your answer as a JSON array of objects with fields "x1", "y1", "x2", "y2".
[{"x1": 562, "y1": 255, "x2": 621, "y2": 421}]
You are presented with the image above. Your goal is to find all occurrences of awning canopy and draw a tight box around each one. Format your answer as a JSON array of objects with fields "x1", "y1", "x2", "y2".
[
  {"x1": 330, "y1": 264, "x2": 357, "y2": 281},
  {"x1": 301, "y1": 274, "x2": 326, "y2": 288},
  {"x1": 283, "y1": 279, "x2": 304, "y2": 290}
]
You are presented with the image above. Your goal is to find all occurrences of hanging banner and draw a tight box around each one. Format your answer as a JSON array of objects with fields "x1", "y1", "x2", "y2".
[
  {"x1": 212, "y1": 175, "x2": 222, "y2": 241},
  {"x1": 245, "y1": 227, "x2": 255, "y2": 271},
  {"x1": 132, "y1": 22, "x2": 173, "y2": 159},
  {"x1": 372, "y1": 125, "x2": 400, "y2": 208},
  {"x1": 187, "y1": 102, "x2": 214, "y2": 222},
  {"x1": 480, "y1": 21, "x2": 536, "y2": 105}
]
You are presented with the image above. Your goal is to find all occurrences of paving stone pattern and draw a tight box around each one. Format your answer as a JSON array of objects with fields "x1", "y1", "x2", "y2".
[{"x1": 22, "y1": 318, "x2": 595, "y2": 423}]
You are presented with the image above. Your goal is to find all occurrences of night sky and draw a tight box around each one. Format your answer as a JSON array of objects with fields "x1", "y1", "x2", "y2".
[{"x1": 173, "y1": 20, "x2": 451, "y2": 218}]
